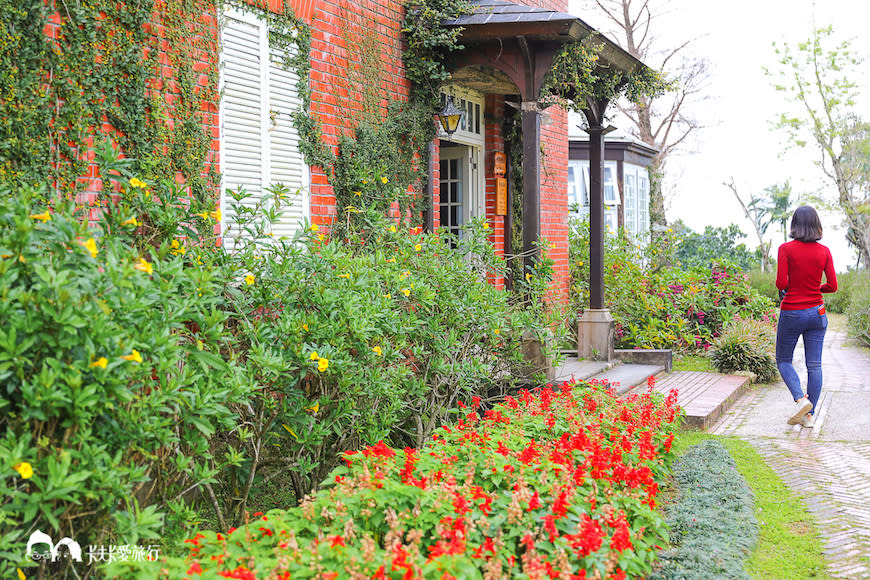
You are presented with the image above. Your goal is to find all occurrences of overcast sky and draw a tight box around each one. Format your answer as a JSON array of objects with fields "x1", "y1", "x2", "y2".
[{"x1": 568, "y1": 0, "x2": 870, "y2": 270}]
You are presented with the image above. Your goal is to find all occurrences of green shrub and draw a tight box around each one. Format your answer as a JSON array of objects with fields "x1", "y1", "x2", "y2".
[
  {"x1": 709, "y1": 317, "x2": 778, "y2": 382},
  {"x1": 846, "y1": 279, "x2": 870, "y2": 347},
  {"x1": 828, "y1": 269, "x2": 870, "y2": 314},
  {"x1": 745, "y1": 269, "x2": 778, "y2": 304},
  {"x1": 651, "y1": 439, "x2": 757, "y2": 580},
  {"x1": 570, "y1": 218, "x2": 777, "y2": 353},
  {"x1": 0, "y1": 180, "x2": 245, "y2": 577},
  {"x1": 107, "y1": 380, "x2": 682, "y2": 580}
]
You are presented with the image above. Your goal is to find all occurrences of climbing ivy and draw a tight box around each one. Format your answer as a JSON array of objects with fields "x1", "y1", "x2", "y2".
[
  {"x1": 542, "y1": 36, "x2": 670, "y2": 112},
  {"x1": 0, "y1": 0, "x2": 219, "y2": 210}
]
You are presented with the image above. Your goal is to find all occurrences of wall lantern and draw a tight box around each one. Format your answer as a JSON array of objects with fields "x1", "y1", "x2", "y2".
[{"x1": 437, "y1": 96, "x2": 464, "y2": 138}]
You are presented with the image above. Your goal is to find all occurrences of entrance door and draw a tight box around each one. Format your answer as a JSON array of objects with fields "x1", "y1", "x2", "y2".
[{"x1": 439, "y1": 143, "x2": 484, "y2": 245}]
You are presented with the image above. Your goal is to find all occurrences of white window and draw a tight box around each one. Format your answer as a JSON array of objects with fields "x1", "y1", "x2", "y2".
[
  {"x1": 625, "y1": 173, "x2": 637, "y2": 236},
  {"x1": 220, "y1": 8, "x2": 309, "y2": 245},
  {"x1": 568, "y1": 161, "x2": 618, "y2": 231},
  {"x1": 638, "y1": 171, "x2": 650, "y2": 236}
]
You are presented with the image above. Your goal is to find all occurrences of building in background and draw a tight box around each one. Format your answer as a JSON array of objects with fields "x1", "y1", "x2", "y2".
[{"x1": 567, "y1": 111, "x2": 657, "y2": 243}]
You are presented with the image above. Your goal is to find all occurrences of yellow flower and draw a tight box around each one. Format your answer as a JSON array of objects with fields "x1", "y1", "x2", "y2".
[
  {"x1": 389, "y1": 225, "x2": 397, "y2": 233},
  {"x1": 525, "y1": 273, "x2": 532, "y2": 281},
  {"x1": 401, "y1": 287, "x2": 410, "y2": 297},
  {"x1": 318, "y1": 234, "x2": 325, "y2": 241},
  {"x1": 18, "y1": 255, "x2": 26, "y2": 263},
  {"x1": 578, "y1": 260, "x2": 584, "y2": 266},
  {"x1": 317, "y1": 357, "x2": 329, "y2": 372},
  {"x1": 13, "y1": 462, "x2": 33, "y2": 479},
  {"x1": 306, "y1": 401, "x2": 319, "y2": 413},
  {"x1": 380, "y1": 176, "x2": 388, "y2": 184},
  {"x1": 483, "y1": 222, "x2": 489, "y2": 230},
  {"x1": 494, "y1": 328, "x2": 501, "y2": 335},
  {"x1": 122, "y1": 216, "x2": 139, "y2": 227},
  {"x1": 90, "y1": 357, "x2": 108, "y2": 369},
  {"x1": 309, "y1": 351, "x2": 319, "y2": 361},
  {"x1": 414, "y1": 244, "x2": 422, "y2": 252},
  {"x1": 310, "y1": 223, "x2": 319, "y2": 233},
  {"x1": 667, "y1": 228, "x2": 673, "y2": 233},
  {"x1": 382, "y1": 293, "x2": 391, "y2": 299},
  {"x1": 79, "y1": 238, "x2": 97, "y2": 258},
  {"x1": 338, "y1": 273, "x2": 350, "y2": 279},
  {"x1": 400, "y1": 270, "x2": 410, "y2": 279},
  {"x1": 353, "y1": 191, "x2": 362, "y2": 196},
  {"x1": 372, "y1": 345, "x2": 383, "y2": 356},
  {"x1": 30, "y1": 211, "x2": 51, "y2": 222},
  {"x1": 209, "y1": 208, "x2": 222, "y2": 221},
  {"x1": 245, "y1": 274, "x2": 255, "y2": 285},
  {"x1": 129, "y1": 177, "x2": 147, "y2": 189},
  {"x1": 302, "y1": 323, "x2": 309, "y2": 331},
  {"x1": 17, "y1": 567, "x2": 26, "y2": 580},
  {"x1": 133, "y1": 257, "x2": 153, "y2": 275},
  {"x1": 282, "y1": 424, "x2": 299, "y2": 440},
  {"x1": 170, "y1": 239, "x2": 186, "y2": 256},
  {"x1": 385, "y1": 258, "x2": 396, "y2": 263},
  {"x1": 121, "y1": 349, "x2": 143, "y2": 363}
]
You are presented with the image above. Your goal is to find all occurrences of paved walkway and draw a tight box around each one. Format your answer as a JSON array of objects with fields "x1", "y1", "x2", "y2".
[{"x1": 710, "y1": 314, "x2": 870, "y2": 578}]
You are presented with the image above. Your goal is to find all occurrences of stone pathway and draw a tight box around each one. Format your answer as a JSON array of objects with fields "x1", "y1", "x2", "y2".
[{"x1": 710, "y1": 315, "x2": 870, "y2": 578}]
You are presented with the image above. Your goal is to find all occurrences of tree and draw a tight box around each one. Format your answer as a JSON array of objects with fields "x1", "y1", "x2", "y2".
[
  {"x1": 767, "y1": 26, "x2": 870, "y2": 266},
  {"x1": 724, "y1": 179, "x2": 777, "y2": 272},
  {"x1": 575, "y1": 0, "x2": 710, "y2": 226}
]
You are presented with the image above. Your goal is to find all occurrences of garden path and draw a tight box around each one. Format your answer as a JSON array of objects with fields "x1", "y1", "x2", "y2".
[{"x1": 710, "y1": 314, "x2": 870, "y2": 579}]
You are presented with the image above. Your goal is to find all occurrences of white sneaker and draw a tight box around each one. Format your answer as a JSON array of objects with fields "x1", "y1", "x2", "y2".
[
  {"x1": 787, "y1": 397, "x2": 813, "y2": 425},
  {"x1": 800, "y1": 414, "x2": 815, "y2": 428}
]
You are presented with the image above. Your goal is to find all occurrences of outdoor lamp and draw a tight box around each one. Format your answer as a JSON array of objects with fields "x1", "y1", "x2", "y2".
[{"x1": 437, "y1": 96, "x2": 464, "y2": 138}]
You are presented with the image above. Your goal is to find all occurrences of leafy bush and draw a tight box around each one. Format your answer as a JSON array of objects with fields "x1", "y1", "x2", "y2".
[
  {"x1": 0, "y1": 179, "x2": 245, "y2": 576},
  {"x1": 107, "y1": 380, "x2": 683, "y2": 580},
  {"x1": 828, "y1": 269, "x2": 870, "y2": 315},
  {"x1": 745, "y1": 269, "x2": 779, "y2": 304},
  {"x1": 2, "y1": 154, "x2": 565, "y2": 577},
  {"x1": 671, "y1": 222, "x2": 763, "y2": 272},
  {"x1": 570, "y1": 218, "x2": 777, "y2": 353},
  {"x1": 709, "y1": 317, "x2": 778, "y2": 382},
  {"x1": 651, "y1": 439, "x2": 757, "y2": 580}
]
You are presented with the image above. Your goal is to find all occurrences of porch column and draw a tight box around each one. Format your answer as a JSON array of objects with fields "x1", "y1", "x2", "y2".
[
  {"x1": 578, "y1": 97, "x2": 615, "y2": 361},
  {"x1": 521, "y1": 103, "x2": 541, "y2": 273}
]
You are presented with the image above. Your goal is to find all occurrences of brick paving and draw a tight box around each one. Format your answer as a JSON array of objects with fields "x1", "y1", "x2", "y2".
[{"x1": 710, "y1": 315, "x2": 870, "y2": 578}]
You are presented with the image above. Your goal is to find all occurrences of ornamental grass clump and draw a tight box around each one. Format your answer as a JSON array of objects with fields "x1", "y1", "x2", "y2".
[
  {"x1": 708, "y1": 316, "x2": 778, "y2": 383},
  {"x1": 108, "y1": 380, "x2": 683, "y2": 579}
]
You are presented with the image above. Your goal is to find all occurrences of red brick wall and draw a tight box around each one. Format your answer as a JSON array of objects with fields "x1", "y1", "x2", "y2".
[{"x1": 307, "y1": 0, "x2": 409, "y2": 227}]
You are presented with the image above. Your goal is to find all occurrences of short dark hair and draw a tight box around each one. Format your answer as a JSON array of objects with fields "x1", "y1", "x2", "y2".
[{"x1": 790, "y1": 205, "x2": 823, "y2": 241}]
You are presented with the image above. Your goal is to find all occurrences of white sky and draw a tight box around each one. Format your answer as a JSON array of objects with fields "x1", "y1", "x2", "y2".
[{"x1": 568, "y1": 0, "x2": 870, "y2": 270}]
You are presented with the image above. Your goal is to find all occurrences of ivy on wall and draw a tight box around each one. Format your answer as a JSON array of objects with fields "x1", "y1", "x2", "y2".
[{"x1": 0, "y1": 0, "x2": 220, "y2": 210}]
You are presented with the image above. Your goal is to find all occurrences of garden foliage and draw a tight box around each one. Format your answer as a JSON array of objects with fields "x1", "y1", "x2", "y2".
[
  {"x1": 651, "y1": 439, "x2": 757, "y2": 580},
  {"x1": 570, "y1": 219, "x2": 777, "y2": 353},
  {"x1": 107, "y1": 380, "x2": 682, "y2": 580},
  {"x1": 1, "y1": 159, "x2": 562, "y2": 577},
  {"x1": 709, "y1": 317, "x2": 778, "y2": 383}
]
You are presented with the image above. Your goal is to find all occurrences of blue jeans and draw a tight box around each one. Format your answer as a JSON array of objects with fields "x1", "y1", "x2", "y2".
[{"x1": 776, "y1": 306, "x2": 827, "y2": 414}]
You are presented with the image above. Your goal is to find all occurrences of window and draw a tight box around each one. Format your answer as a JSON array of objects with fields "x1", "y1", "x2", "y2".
[
  {"x1": 568, "y1": 160, "x2": 588, "y2": 213},
  {"x1": 603, "y1": 163, "x2": 617, "y2": 205},
  {"x1": 439, "y1": 152, "x2": 464, "y2": 243},
  {"x1": 638, "y1": 172, "x2": 650, "y2": 236},
  {"x1": 220, "y1": 9, "x2": 308, "y2": 245},
  {"x1": 625, "y1": 173, "x2": 637, "y2": 236}
]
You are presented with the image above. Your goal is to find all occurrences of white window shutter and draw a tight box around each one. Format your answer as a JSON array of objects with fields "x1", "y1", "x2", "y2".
[
  {"x1": 220, "y1": 9, "x2": 308, "y2": 247},
  {"x1": 267, "y1": 45, "x2": 307, "y2": 240}
]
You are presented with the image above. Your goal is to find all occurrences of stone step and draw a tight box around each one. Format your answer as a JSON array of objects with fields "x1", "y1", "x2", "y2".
[
  {"x1": 552, "y1": 357, "x2": 665, "y2": 395},
  {"x1": 628, "y1": 371, "x2": 752, "y2": 430}
]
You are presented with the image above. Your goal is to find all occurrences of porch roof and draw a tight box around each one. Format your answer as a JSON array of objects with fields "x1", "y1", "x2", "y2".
[{"x1": 442, "y1": 0, "x2": 644, "y2": 74}]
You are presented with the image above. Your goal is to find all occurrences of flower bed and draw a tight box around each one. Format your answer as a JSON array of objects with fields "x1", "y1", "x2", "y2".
[{"x1": 109, "y1": 380, "x2": 681, "y2": 579}]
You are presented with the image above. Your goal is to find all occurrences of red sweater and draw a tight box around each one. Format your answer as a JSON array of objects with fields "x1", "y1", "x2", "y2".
[{"x1": 776, "y1": 240, "x2": 838, "y2": 310}]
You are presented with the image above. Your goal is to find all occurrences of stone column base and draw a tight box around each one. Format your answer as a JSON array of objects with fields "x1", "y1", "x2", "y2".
[{"x1": 578, "y1": 309, "x2": 615, "y2": 361}]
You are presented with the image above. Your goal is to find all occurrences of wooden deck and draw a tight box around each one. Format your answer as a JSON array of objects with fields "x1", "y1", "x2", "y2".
[{"x1": 628, "y1": 371, "x2": 751, "y2": 430}]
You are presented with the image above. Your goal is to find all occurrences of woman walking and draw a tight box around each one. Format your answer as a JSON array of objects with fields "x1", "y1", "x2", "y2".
[{"x1": 775, "y1": 205, "x2": 838, "y2": 428}]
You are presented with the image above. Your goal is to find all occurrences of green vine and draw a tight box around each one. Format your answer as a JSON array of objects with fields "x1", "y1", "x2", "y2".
[
  {"x1": 541, "y1": 37, "x2": 670, "y2": 112},
  {"x1": 0, "y1": 0, "x2": 219, "y2": 210}
]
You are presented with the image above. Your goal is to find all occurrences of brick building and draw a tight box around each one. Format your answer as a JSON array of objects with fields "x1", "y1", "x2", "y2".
[{"x1": 36, "y1": 0, "x2": 644, "y2": 310}]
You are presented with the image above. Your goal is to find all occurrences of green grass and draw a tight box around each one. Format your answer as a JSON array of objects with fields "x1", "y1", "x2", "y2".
[
  {"x1": 669, "y1": 428, "x2": 832, "y2": 579},
  {"x1": 672, "y1": 354, "x2": 715, "y2": 372}
]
